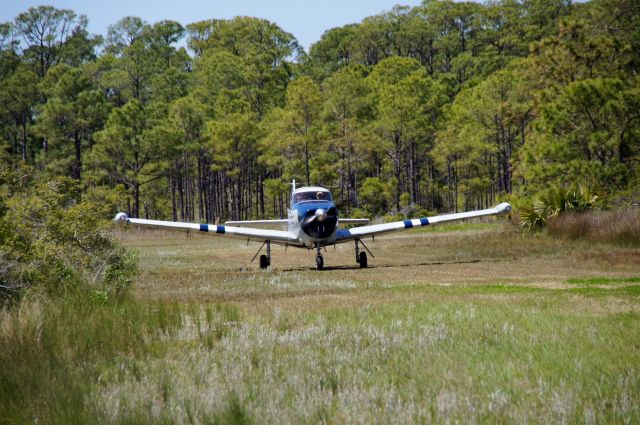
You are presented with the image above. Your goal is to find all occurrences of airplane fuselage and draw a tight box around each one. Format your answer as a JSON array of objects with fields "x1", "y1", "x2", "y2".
[{"x1": 287, "y1": 186, "x2": 338, "y2": 246}]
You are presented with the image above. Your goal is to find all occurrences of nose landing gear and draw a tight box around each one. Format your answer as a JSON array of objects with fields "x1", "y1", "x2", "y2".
[{"x1": 315, "y1": 243, "x2": 324, "y2": 270}]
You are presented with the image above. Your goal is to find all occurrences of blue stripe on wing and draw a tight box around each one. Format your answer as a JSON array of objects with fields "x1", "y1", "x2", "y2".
[{"x1": 198, "y1": 224, "x2": 225, "y2": 233}]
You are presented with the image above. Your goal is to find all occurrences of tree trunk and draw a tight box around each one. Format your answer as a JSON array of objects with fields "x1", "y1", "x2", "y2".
[
  {"x1": 73, "y1": 133, "x2": 82, "y2": 180},
  {"x1": 134, "y1": 182, "x2": 140, "y2": 218},
  {"x1": 21, "y1": 120, "x2": 28, "y2": 162}
]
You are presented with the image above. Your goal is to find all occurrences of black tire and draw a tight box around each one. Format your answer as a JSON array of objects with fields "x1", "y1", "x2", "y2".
[
  {"x1": 315, "y1": 255, "x2": 324, "y2": 270},
  {"x1": 259, "y1": 254, "x2": 269, "y2": 269},
  {"x1": 359, "y1": 252, "x2": 368, "y2": 268}
]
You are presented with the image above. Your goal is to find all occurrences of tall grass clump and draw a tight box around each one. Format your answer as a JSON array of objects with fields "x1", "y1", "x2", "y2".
[
  {"x1": 547, "y1": 208, "x2": 640, "y2": 244},
  {"x1": 0, "y1": 291, "x2": 187, "y2": 424}
]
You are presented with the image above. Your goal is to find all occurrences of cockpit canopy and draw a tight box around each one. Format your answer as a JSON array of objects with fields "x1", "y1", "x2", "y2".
[{"x1": 292, "y1": 188, "x2": 333, "y2": 204}]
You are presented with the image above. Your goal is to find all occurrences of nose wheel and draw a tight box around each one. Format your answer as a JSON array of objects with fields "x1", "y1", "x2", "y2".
[{"x1": 315, "y1": 243, "x2": 324, "y2": 270}]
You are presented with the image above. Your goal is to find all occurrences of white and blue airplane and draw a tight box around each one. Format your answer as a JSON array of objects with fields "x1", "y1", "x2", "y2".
[{"x1": 114, "y1": 181, "x2": 511, "y2": 270}]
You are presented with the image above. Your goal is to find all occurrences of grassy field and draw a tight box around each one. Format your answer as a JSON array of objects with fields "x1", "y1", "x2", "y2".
[{"x1": 2, "y1": 222, "x2": 640, "y2": 424}]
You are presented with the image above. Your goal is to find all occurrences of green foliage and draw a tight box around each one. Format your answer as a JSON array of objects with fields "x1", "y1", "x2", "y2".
[
  {"x1": 0, "y1": 164, "x2": 137, "y2": 299},
  {"x1": 359, "y1": 177, "x2": 388, "y2": 216},
  {"x1": 36, "y1": 64, "x2": 110, "y2": 179},
  {"x1": 0, "y1": 63, "x2": 39, "y2": 162},
  {"x1": 519, "y1": 181, "x2": 606, "y2": 232},
  {"x1": 368, "y1": 57, "x2": 447, "y2": 210},
  {"x1": 1, "y1": 0, "x2": 639, "y2": 224},
  {"x1": 520, "y1": 78, "x2": 639, "y2": 194},
  {"x1": 89, "y1": 99, "x2": 174, "y2": 217},
  {"x1": 261, "y1": 76, "x2": 322, "y2": 186},
  {"x1": 13, "y1": 6, "x2": 100, "y2": 77}
]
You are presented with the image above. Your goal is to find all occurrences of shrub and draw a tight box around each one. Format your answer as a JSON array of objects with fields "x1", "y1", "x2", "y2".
[
  {"x1": 519, "y1": 181, "x2": 606, "y2": 232},
  {"x1": 0, "y1": 164, "x2": 137, "y2": 301}
]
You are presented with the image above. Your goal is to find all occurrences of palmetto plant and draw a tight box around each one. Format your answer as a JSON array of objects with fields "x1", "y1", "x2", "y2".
[{"x1": 520, "y1": 181, "x2": 606, "y2": 232}]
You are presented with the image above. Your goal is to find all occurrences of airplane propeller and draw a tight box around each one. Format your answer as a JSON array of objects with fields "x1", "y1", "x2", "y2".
[{"x1": 303, "y1": 208, "x2": 328, "y2": 225}]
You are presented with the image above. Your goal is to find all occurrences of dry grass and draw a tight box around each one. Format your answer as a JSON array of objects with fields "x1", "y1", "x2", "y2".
[{"x1": 547, "y1": 209, "x2": 640, "y2": 244}]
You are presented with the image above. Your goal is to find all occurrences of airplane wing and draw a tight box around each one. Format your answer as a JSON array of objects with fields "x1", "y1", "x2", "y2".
[
  {"x1": 224, "y1": 218, "x2": 369, "y2": 227},
  {"x1": 334, "y1": 202, "x2": 511, "y2": 242},
  {"x1": 114, "y1": 213, "x2": 301, "y2": 246},
  {"x1": 224, "y1": 219, "x2": 288, "y2": 227},
  {"x1": 339, "y1": 218, "x2": 370, "y2": 226}
]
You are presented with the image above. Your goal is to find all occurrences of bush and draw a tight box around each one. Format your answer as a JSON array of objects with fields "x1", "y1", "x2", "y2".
[
  {"x1": 519, "y1": 181, "x2": 606, "y2": 232},
  {"x1": 0, "y1": 164, "x2": 137, "y2": 301}
]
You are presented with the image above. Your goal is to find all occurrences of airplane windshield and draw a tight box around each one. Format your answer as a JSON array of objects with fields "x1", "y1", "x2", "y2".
[{"x1": 293, "y1": 191, "x2": 333, "y2": 203}]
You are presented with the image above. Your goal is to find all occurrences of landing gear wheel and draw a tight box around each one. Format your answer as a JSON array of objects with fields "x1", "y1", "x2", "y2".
[
  {"x1": 359, "y1": 252, "x2": 367, "y2": 268},
  {"x1": 259, "y1": 254, "x2": 269, "y2": 269},
  {"x1": 315, "y1": 255, "x2": 324, "y2": 270}
]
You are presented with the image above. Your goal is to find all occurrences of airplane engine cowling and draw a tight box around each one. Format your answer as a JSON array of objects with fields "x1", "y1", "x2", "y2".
[{"x1": 300, "y1": 206, "x2": 337, "y2": 239}]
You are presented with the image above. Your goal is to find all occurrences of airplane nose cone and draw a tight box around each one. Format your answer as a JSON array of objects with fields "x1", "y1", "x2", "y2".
[
  {"x1": 300, "y1": 204, "x2": 337, "y2": 240},
  {"x1": 315, "y1": 208, "x2": 327, "y2": 222}
]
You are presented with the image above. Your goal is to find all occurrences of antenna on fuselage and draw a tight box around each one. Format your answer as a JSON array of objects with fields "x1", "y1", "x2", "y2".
[{"x1": 291, "y1": 179, "x2": 296, "y2": 193}]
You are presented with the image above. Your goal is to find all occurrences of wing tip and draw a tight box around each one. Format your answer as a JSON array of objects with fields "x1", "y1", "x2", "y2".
[
  {"x1": 496, "y1": 202, "x2": 512, "y2": 214},
  {"x1": 114, "y1": 212, "x2": 129, "y2": 226}
]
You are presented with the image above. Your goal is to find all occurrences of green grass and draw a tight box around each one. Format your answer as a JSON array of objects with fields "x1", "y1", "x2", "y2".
[
  {"x1": 566, "y1": 276, "x2": 640, "y2": 285},
  {"x1": 2, "y1": 226, "x2": 640, "y2": 424}
]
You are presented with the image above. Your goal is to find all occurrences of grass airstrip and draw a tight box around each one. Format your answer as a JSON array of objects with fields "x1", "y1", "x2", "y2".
[{"x1": 2, "y1": 221, "x2": 640, "y2": 423}]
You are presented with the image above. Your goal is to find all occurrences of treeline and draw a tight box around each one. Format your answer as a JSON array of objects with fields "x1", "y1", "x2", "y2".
[{"x1": 0, "y1": 0, "x2": 638, "y2": 221}]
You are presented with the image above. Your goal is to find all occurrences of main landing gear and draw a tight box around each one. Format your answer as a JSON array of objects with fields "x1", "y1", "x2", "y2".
[
  {"x1": 252, "y1": 240, "x2": 372, "y2": 271},
  {"x1": 355, "y1": 239, "x2": 373, "y2": 268},
  {"x1": 252, "y1": 241, "x2": 271, "y2": 269}
]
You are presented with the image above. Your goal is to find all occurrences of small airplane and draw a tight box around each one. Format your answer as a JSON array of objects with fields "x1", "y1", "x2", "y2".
[{"x1": 114, "y1": 180, "x2": 511, "y2": 270}]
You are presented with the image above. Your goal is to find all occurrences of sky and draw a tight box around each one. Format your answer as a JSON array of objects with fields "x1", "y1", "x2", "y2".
[{"x1": 2, "y1": 0, "x2": 427, "y2": 51}]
